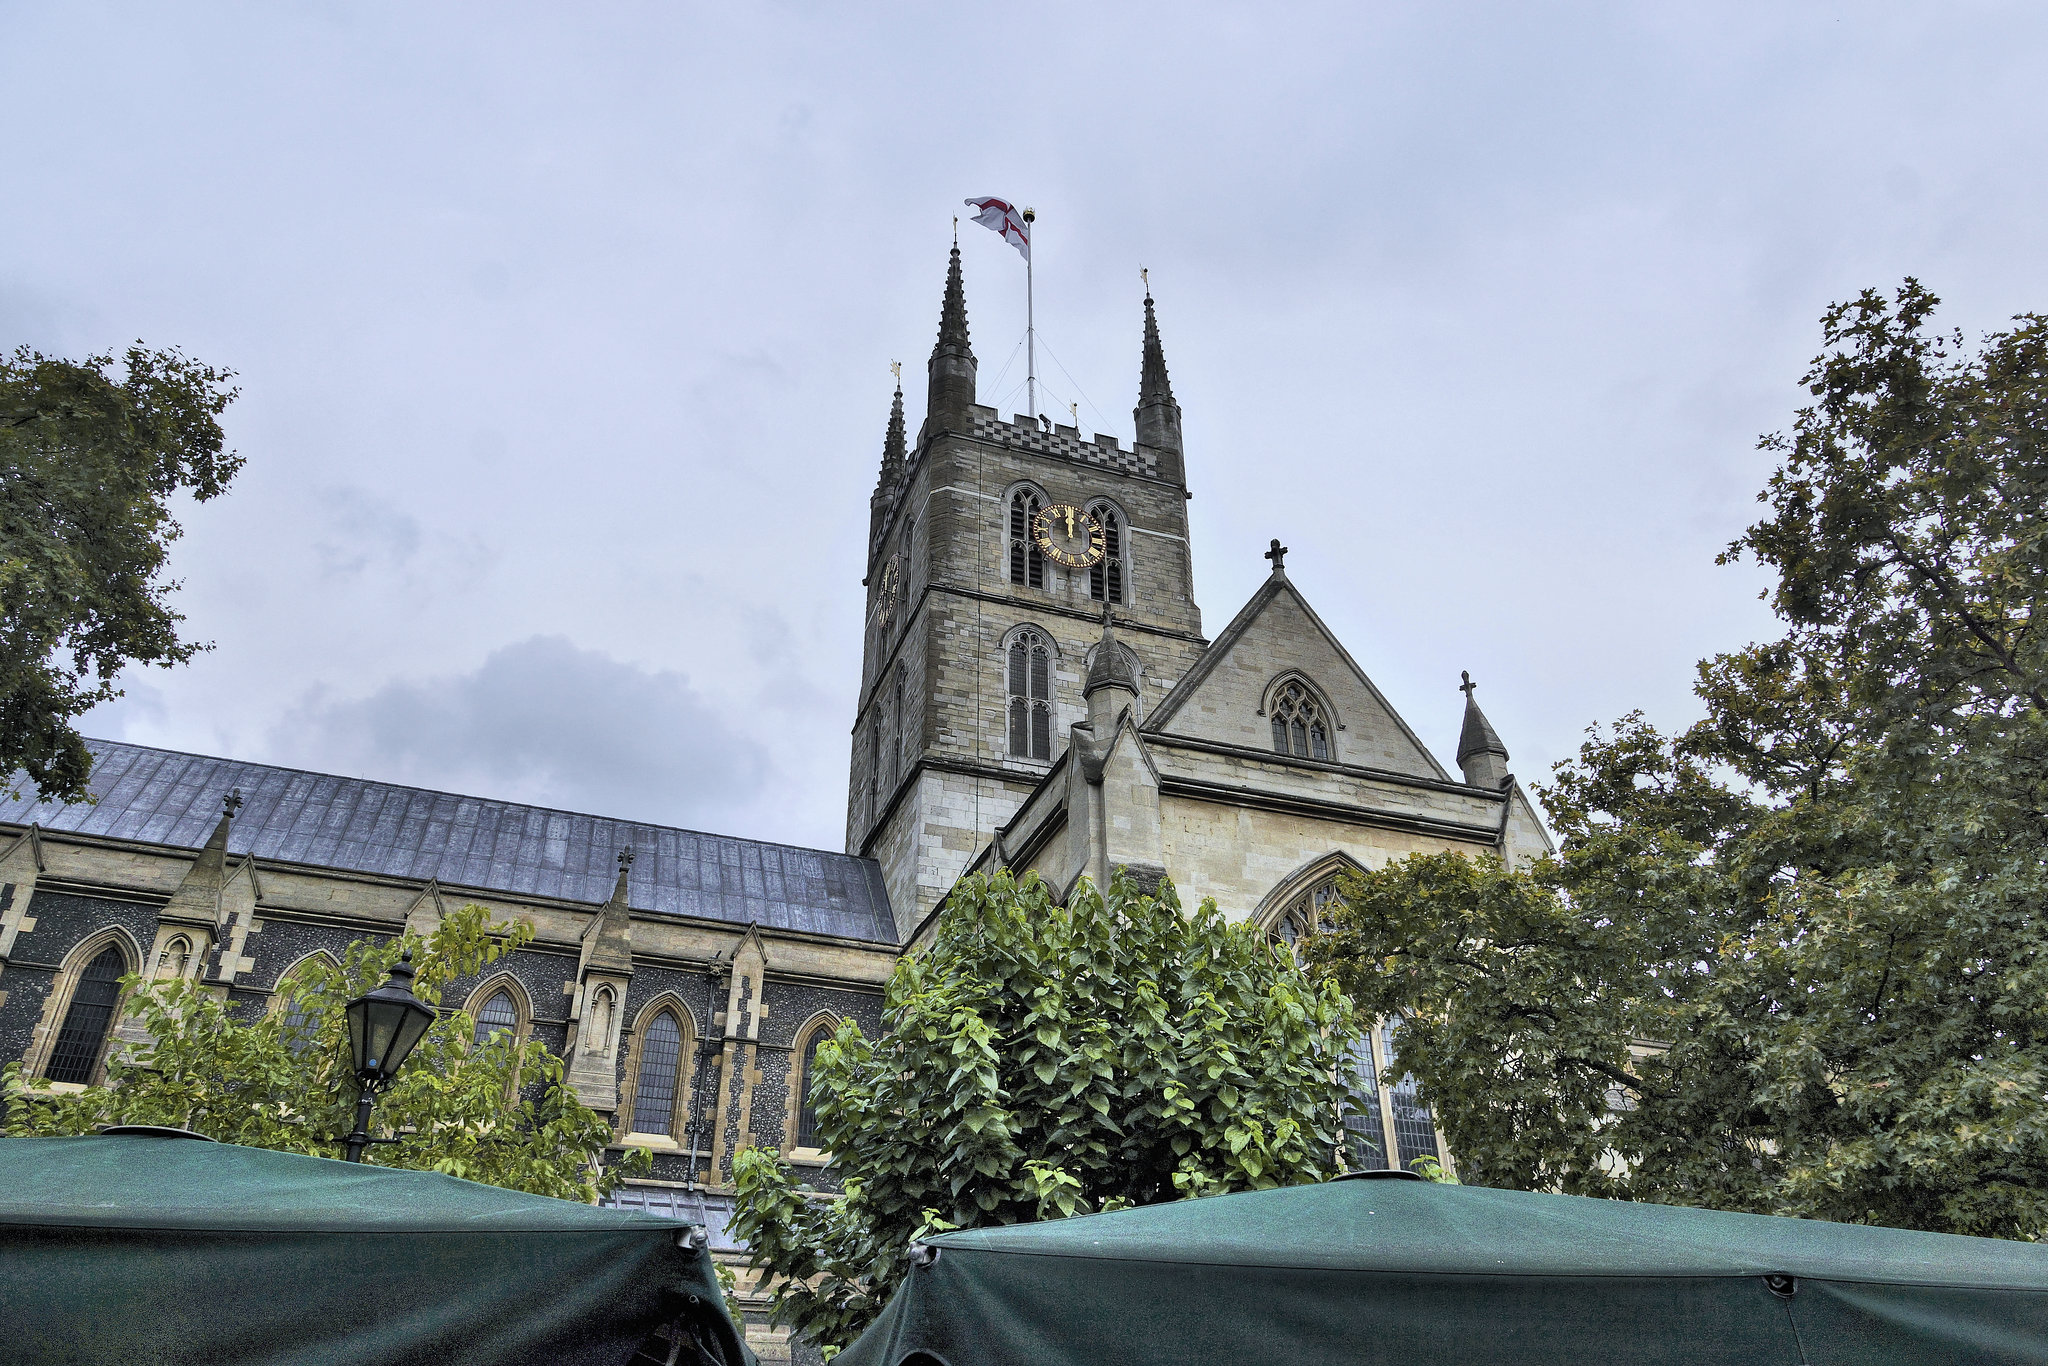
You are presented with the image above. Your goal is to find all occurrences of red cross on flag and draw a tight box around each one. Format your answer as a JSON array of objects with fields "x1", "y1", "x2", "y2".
[{"x1": 965, "y1": 197, "x2": 1030, "y2": 261}]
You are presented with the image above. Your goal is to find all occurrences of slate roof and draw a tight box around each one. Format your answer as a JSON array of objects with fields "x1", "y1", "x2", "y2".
[{"x1": 0, "y1": 740, "x2": 897, "y2": 945}]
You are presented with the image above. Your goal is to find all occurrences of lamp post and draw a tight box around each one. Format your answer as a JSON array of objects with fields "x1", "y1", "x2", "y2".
[{"x1": 341, "y1": 950, "x2": 436, "y2": 1163}]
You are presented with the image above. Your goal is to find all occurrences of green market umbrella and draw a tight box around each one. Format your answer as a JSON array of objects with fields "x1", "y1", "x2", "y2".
[
  {"x1": 0, "y1": 1133, "x2": 751, "y2": 1366},
  {"x1": 839, "y1": 1172, "x2": 2048, "y2": 1366}
]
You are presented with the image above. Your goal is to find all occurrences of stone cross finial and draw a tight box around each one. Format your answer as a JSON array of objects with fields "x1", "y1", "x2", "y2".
[
  {"x1": 1264, "y1": 538, "x2": 1288, "y2": 571},
  {"x1": 617, "y1": 847, "x2": 635, "y2": 872},
  {"x1": 222, "y1": 789, "x2": 244, "y2": 818},
  {"x1": 1460, "y1": 670, "x2": 1478, "y2": 698}
]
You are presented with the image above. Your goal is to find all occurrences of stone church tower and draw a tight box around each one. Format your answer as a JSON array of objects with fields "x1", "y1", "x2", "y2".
[
  {"x1": 848, "y1": 245, "x2": 1208, "y2": 936},
  {"x1": 851, "y1": 245, "x2": 1553, "y2": 945}
]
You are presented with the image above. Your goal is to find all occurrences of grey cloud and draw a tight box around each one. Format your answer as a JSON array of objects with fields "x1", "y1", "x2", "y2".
[
  {"x1": 312, "y1": 486, "x2": 424, "y2": 579},
  {"x1": 273, "y1": 636, "x2": 770, "y2": 829}
]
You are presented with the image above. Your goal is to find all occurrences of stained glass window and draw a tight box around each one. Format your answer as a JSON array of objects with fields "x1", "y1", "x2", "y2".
[
  {"x1": 633, "y1": 1010, "x2": 684, "y2": 1137},
  {"x1": 48, "y1": 945, "x2": 126, "y2": 1084}
]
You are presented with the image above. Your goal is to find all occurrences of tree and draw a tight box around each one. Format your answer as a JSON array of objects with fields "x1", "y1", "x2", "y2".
[
  {"x1": 1307, "y1": 281, "x2": 2048, "y2": 1240},
  {"x1": 4, "y1": 902, "x2": 645, "y2": 1202},
  {"x1": 730, "y1": 870, "x2": 1359, "y2": 1352},
  {"x1": 0, "y1": 344, "x2": 242, "y2": 804}
]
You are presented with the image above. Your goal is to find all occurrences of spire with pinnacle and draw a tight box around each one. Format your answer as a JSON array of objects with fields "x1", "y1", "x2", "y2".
[
  {"x1": 1133, "y1": 287, "x2": 1185, "y2": 481},
  {"x1": 871, "y1": 377, "x2": 909, "y2": 552},
  {"x1": 923, "y1": 242, "x2": 978, "y2": 441},
  {"x1": 1456, "y1": 672, "x2": 1511, "y2": 789}
]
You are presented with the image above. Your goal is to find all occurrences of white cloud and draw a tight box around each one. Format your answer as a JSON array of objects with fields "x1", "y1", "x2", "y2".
[{"x1": 272, "y1": 637, "x2": 770, "y2": 829}]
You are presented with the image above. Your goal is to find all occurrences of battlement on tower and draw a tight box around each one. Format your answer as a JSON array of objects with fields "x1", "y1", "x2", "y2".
[{"x1": 964, "y1": 405, "x2": 1163, "y2": 481}]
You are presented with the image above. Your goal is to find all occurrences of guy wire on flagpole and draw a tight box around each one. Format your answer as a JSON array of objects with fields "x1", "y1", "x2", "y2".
[{"x1": 1023, "y1": 207, "x2": 1037, "y2": 421}]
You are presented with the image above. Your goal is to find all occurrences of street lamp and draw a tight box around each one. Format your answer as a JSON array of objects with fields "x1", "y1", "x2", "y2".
[{"x1": 341, "y1": 950, "x2": 436, "y2": 1163}]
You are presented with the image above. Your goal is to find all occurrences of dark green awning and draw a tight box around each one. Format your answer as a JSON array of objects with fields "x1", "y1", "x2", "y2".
[
  {"x1": 840, "y1": 1173, "x2": 2048, "y2": 1365},
  {"x1": 0, "y1": 1135, "x2": 750, "y2": 1366}
]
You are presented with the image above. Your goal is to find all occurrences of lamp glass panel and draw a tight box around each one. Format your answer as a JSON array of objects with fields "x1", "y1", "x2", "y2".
[{"x1": 388, "y1": 1002, "x2": 435, "y2": 1073}]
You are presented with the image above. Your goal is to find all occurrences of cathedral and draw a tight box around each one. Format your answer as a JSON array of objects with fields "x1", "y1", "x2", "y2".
[{"x1": 0, "y1": 244, "x2": 1546, "y2": 1358}]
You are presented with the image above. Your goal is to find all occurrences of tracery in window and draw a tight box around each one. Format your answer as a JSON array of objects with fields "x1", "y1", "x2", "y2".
[
  {"x1": 1089, "y1": 504, "x2": 1126, "y2": 604},
  {"x1": 47, "y1": 944, "x2": 127, "y2": 1084},
  {"x1": 1269, "y1": 680, "x2": 1331, "y2": 761},
  {"x1": 633, "y1": 1009, "x2": 685, "y2": 1137},
  {"x1": 475, "y1": 988, "x2": 518, "y2": 1046},
  {"x1": 1006, "y1": 628, "x2": 1054, "y2": 761},
  {"x1": 1008, "y1": 489, "x2": 1045, "y2": 589},
  {"x1": 1272, "y1": 877, "x2": 1340, "y2": 948}
]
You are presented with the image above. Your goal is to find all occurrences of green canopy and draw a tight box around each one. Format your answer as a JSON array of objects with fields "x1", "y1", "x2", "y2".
[
  {"x1": 839, "y1": 1172, "x2": 2048, "y2": 1365},
  {"x1": 0, "y1": 1134, "x2": 751, "y2": 1366}
]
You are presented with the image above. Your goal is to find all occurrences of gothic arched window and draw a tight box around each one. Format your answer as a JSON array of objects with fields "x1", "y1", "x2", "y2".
[
  {"x1": 795, "y1": 1029, "x2": 827, "y2": 1149},
  {"x1": 156, "y1": 935, "x2": 192, "y2": 981},
  {"x1": 475, "y1": 988, "x2": 518, "y2": 1046},
  {"x1": 888, "y1": 670, "x2": 904, "y2": 791},
  {"x1": 47, "y1": 944, "x2": 128, "y2": 1084},
  {"x1": 1269, "y1": 680, "x2": 1331, "y2": 761},
  {"x1": 632, "y1": 1009, "x2": 686, "y2": 1138},
  {"x1": 1089, "y1": 503, "x2": 1126, "y2": 605},
  {"x1": 869, "y1": 721, "x2": 884, "y2": 820},
  {"x1": 1008, "y1": 489, "x2": 1045, "y2": 589},
  {"x1": 1007, "y1": 628, "x2": 1054, "y2": 761}
]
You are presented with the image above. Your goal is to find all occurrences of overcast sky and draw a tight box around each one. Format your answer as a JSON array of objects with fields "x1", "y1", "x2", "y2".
[{"x1": 6, "y1": 3, "x2": 2045, "y2": 853}]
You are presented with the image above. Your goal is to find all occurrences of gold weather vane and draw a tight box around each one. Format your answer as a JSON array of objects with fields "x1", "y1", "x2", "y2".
[
  {"x1": 891, "y1": 360, "x2": 901, "y2": 384},
  {"x1": 1140, "y1": 266, "x2": 1149, "y2": 295}
]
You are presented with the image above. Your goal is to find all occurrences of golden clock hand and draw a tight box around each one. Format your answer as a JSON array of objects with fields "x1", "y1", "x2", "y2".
[{"x1": 1063, "y1": 508, "x2": 1076, "y2": 537}]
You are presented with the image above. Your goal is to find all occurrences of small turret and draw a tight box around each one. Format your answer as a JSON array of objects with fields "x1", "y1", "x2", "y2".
[
  {"x1": 1456, "y1": 672, "x2": 1511, "y2": 789},
  {"x1": 1085, "y1": 606, "x2": 1141, "y2": 743},
  {"x1": 1133, "y1": 291, "x2": 1184, "y2": 483},
  {"x1": 922, "y1": 243, "x2": 977, "y2": 442},
  {"x1": 870, "y1": 381, "x2": 908, "y2": 550}
]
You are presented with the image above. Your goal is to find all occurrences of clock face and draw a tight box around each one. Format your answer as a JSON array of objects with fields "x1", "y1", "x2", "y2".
[
  {"x1": 876, "y1": 556, "x2": 901, "y2": 626},
  {"x1": 1032, "y1": 503, "x2": 1106, "y2": 569}
]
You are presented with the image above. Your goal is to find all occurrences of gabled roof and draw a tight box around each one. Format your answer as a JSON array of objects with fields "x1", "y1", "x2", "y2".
[
  {"x1": 1145, "y1": 571, "x2": 1450, "y2": 782},
  {"x1": 0, "y1": 740, "x2": 896, "y2": 944}
]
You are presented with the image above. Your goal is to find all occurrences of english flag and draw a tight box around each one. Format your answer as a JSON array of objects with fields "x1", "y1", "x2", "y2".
[{"x1": 965, "y1": 197, "x2": 1030, "y2": 261}]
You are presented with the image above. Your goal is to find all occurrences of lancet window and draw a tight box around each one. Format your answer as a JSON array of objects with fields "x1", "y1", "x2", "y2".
[
  {"x1": 1089, "y1": 503, "x2": 1126, "y2": 604},
  {"x1": 795, "y1": 1029, "x2": 827, "y2": 1149},
  {"x1": 47, "y1": 944, "x2": 127, "y2": 1084},
  {"x1": 1008, "y1": 489, "x2": 1045, "y2": 589},
  {"x1": 632, "y1": 1009, "x2": 686, "y2": 1138},
  {"x1": 475, "y1": 989, "x2": 518, "y2": 1045},
  {"x1": 1006, "y1": 628, "x2": 1054, "y2": 761},
  {"x1": 1269, "y1": 680, "x2": 1331, "y2": 761}
]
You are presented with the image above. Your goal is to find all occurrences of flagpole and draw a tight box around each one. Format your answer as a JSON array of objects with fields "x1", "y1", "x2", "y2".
[{"x1": 1023, "y1": 206, "x2": 1037, "y2": 421}]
